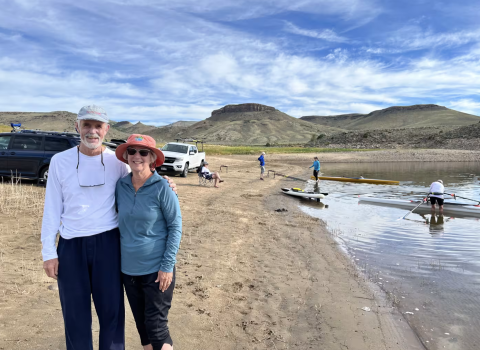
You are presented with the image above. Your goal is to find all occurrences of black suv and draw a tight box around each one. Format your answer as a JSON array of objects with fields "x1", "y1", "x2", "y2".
[{"x1": 0, "y1": 130, "x2": 80, "y2": 181}]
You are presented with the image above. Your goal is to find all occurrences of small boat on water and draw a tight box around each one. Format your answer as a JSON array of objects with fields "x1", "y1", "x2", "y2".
[
  {"x1": 359, "y1": 197, "x2": 480, "y2": 217},
  {"x1": 311, "y1": 176, "x2": 399, "y2": 185},
  {"x1": 281, "y1": 188, "x2": 327, "y2": 201}
]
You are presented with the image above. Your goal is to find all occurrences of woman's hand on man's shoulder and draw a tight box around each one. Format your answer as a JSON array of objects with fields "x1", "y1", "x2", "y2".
[{"x1": 162, "y1": 176, "x2": 177, "y2": 194}]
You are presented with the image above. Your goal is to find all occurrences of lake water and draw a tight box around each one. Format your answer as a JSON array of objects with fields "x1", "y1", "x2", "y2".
[{"x1": 296, "y1": 162, "x2": 480, "y2": 350}]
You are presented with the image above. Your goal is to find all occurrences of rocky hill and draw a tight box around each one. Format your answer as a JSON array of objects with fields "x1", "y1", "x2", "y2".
[
  {"x1": 309, "y1": 122, "x2": 480, "y2": 150},
  {"x1": 162, "y1": 103, "x2": 341, "y2": 145},
  {"x1": 301, "y1": 113, "x2": 364, "y2": 128},
  {"x1": 111, "y1": 121, "x2": 157, "y2": 135},
  {"x1": 301, "y1": 105, "x2": 479, "y2": 130}
]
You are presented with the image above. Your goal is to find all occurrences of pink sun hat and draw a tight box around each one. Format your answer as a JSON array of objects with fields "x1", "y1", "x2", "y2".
[{"x1": 115, "y1": 134, "x2": 165, "y2": 167}]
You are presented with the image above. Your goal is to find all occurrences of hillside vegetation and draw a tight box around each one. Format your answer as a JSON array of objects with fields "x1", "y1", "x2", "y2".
[
  {"x1": 301, "y1": 105, "x2": 479, "y2": 130},
  {"x1": 309, "y1": 122, "x2": 480, "y2": 150}
]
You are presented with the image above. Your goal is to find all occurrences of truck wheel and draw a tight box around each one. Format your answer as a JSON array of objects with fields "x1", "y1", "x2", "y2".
[
  {"x1": 39, "y1": 166, "x2": 49, "y2": 182},
  {"x1": 181, "y1": 163, "x2": 189, "y2": 177}
]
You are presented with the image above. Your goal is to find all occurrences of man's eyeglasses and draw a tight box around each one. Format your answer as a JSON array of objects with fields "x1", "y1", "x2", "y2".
[
  {"x1": 127, "y1": 148, "x2": 151, "y2": 157},
  {"x1": 76, "y1": 146, "x2": 105, "y2": 187}
]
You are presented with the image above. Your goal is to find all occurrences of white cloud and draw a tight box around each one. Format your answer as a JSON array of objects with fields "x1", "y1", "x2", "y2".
[
  {"x1": 447, "y1": 99, "x2": 480, "y2": 116},
  {"x1": 284, "y1": 22, "x2": 349, "y2": 43},
  {"x1": 364, "y1": 26, "x2": 480, "y2": 54}
]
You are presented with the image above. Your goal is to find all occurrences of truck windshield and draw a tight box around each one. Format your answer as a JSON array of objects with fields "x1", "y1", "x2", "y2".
[{"x1": 162, "y1": 144, "x2": 188, "y2": 153}]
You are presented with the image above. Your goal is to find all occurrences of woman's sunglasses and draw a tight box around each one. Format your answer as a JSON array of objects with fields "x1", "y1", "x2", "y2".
[{"x1": 127, "y1": 148, "x2": 151, "y2": 157}]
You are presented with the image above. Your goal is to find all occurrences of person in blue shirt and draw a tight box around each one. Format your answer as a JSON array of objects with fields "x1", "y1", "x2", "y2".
[
  {"x1": 309, "y1": 156, "x2": 321, "y2": 181},
  {"x1": 258, "y1": 152, "x2": 265, "y2": 180},
  {"x1": 115, "y1": 134, "x2": 182, "y2": 350}
]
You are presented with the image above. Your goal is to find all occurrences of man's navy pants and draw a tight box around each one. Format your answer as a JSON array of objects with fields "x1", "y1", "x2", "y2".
[{"x1": 57, "y1": 228, "x2": 125, "y2": 350}]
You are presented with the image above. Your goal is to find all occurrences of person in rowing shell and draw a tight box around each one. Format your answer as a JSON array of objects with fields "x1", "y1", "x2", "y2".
[
  {"x1": 309, "y1": 156, "x2": 320, "y2": 181},
  {"x1": 429, "y1": 179, "x2": 444, "y2": 214}
]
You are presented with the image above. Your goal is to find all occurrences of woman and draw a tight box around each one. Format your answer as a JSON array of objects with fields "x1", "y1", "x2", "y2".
[
  {"x1": 200, "y1": 161, "x2": 224, "y2": 188},
  {"x1": 115, "y1": 134, "x2": 182, "y2": 350},
  {"x1": 309, "y1": 156, "x2": 320, "y2": 181}
]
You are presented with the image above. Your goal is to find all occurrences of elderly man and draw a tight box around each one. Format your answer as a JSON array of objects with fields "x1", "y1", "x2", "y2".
[{"x1": 41, "y1": 105, "x2": 176, "y2": 350}]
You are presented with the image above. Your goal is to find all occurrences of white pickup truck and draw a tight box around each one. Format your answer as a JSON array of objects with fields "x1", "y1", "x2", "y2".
[{"x1": 156, "y1": 142, "x2": 205, "y2": 177}]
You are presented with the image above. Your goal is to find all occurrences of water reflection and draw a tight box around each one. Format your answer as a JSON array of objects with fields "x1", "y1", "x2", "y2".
[{"x1": 428, "y1": 215, "x2": 445, "y2": 235}]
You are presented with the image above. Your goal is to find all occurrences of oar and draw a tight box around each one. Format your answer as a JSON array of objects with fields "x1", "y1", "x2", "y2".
[
  {"x1": 275, "y1": 172, "x2": 310, "y2": 182},
  {"x1": 446, "y1": 193, "x2": 480, "y2": 204},
  {"x1": 398, "y1": 195, "x2": 429, "y2": 220}
]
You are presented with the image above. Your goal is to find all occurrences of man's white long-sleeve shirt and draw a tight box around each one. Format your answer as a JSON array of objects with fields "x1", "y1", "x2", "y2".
[{"x1": 41, "y1": 147, "x2": 129, "y2": 261}]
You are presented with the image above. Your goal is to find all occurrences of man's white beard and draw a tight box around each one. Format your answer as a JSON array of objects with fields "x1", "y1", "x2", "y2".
[{"x1": 81, "y1": 133, "x2": 104, "y2": 150}]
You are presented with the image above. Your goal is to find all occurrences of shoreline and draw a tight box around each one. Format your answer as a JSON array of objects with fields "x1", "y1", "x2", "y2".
[{"x1": 235, "y1": 149, "x2": 480, "y2": 163}]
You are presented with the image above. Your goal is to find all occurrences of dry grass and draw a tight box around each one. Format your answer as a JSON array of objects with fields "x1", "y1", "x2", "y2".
[
  {"x1": 0, "y1": 124, "x2": 11, "y2": 133},
  {"x1": 0, "y1": 178, "x2": 45, "y2": 217},
  {"x1": 0, "y1": 179, "x2": 47, "y2": 306}
]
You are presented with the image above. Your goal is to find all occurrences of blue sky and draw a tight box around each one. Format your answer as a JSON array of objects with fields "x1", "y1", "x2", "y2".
[{"x1": 0, "y1": 0, "x2": 479, "y2": 125}]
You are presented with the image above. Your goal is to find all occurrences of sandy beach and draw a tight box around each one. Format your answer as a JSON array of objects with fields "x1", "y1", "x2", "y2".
[{"x1": 2, "y1": 149, "x2": 478, "y2": 349}]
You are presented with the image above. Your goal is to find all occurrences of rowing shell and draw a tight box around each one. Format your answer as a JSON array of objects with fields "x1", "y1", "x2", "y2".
[
  {"x1": 359, "y1": 197, "x2": 480, "y2": 217},
  {"x1": 311, "y1": 176, "x2": 399, "y2": 185},
  {"x1": 281, "y1": 188, "x2": 326, "y2": 200}
]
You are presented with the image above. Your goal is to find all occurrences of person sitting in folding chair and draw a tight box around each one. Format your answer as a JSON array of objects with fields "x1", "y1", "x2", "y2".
[
  {"x1": 199, "y1": 162, "x2": 224, "y2": 188},
  {"x1": 197, "y1": 167, "x2": 214, "y2": 187}
]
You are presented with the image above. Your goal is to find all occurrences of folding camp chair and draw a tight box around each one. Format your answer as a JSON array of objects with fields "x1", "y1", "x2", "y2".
[{"x1": 198, "y1": 172, "x2": 214, "y2": 187}]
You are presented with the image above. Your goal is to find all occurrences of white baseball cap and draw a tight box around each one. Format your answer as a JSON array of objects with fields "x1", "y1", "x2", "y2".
[
  {"x1": 437, "y1": 179, "x2": 443, "y2": 184},
  {"x1": 77, "y1": 105, "x2": 109, "y2": 123}
]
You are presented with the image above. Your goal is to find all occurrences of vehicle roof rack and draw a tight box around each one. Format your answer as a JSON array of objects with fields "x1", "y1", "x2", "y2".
[
  {"x1": 19, "y1": 130, "x2": 80, "y2": 137},
  {"x1": 174, "y1": 138, "x2": 204, "y2": 143},
  {"x1": 173, "y1": 138, "x2": 205, "y2": 151}
]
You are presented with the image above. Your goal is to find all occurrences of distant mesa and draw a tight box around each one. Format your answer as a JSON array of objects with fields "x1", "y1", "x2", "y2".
[
  {"x1": 378, "y1": 104, "x2": 447, "y2": 112},
  {"x1": 211, "y1": 103, "x2": 276, "y2": 116}
]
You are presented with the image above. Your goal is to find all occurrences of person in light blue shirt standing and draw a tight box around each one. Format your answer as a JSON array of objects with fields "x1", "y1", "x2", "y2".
[
  {"x1": 115, "y1": 134, "x2": 182, "y2": 350},
  {"x1": 309, "y1": 156, "x2": 321, "y2": 181},
  {"x1": 258, "y1": 151, "x2": 265, "y2": 180}
]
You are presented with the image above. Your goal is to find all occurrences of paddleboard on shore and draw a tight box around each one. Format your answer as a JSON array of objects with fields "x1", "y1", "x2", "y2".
[{"x1": 281, "y1": 188, "x2": 327, "y2": 200}]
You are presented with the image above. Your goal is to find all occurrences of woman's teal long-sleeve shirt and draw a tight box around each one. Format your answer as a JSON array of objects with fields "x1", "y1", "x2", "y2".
[
  {"x1": 309, "y1": 160, "x2": 320, "y2": 171},
  {"x1": 115, "y1": 172, "x2": 182, "y2": 275}
]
